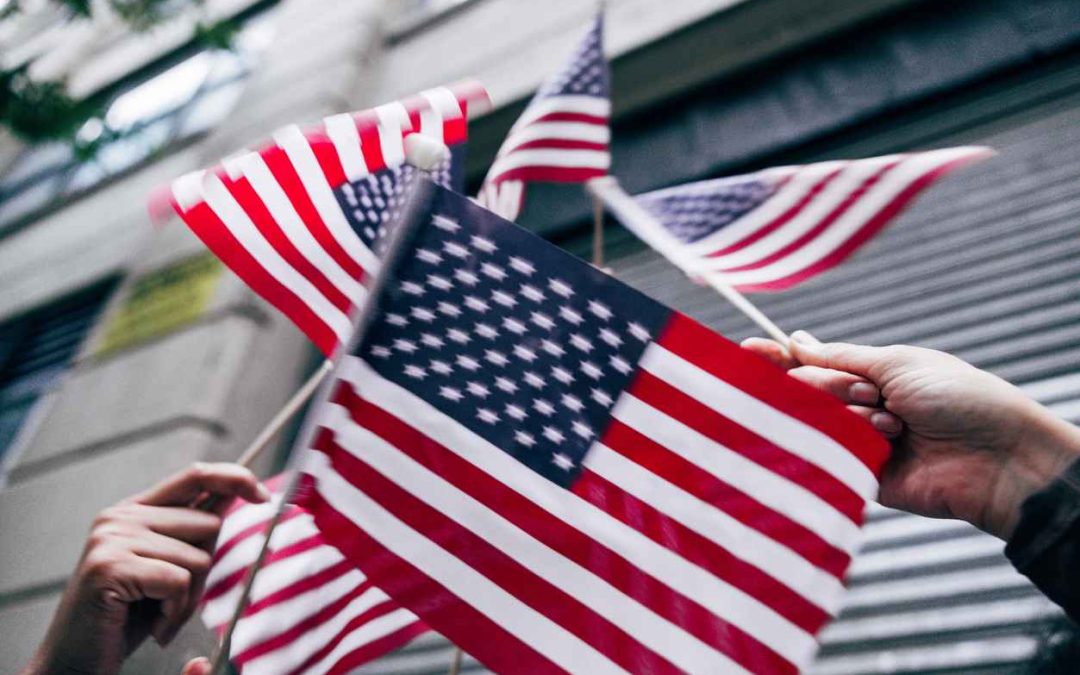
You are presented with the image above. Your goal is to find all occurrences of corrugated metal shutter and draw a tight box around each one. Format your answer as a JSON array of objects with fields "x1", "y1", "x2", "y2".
[{"x1": 360, "y1": 41, "x2": 1080, "y2": 675}]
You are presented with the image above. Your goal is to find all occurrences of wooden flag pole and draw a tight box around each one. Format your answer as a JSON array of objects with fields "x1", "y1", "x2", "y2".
[
  {"x1": 207, "y1": 137, "x2": 451, "y2": 675},
  {"x1": 585, "y1": 176, "x2": 789, "y2": 346}
]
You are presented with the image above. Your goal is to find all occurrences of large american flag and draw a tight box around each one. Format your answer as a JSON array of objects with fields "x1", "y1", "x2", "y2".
[
  {"x1": 295, "y1": 180, "x2": 890, "y2": 674},
  {"x1": 632, "y1": 147, "x2": 993, "y2": 291},
  {"x1": 201, "y1": 475, "x2": 427, "y2": 674},
  {"x1": 476, "y1": 15, "x2": 610, "y2": 221},
  {"x1": 167, "y1": 81, "x2": 489, "y2": 356}
]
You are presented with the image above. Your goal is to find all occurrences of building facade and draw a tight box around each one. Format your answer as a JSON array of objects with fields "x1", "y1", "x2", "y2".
[{"x1": 2, "y1": 0, "x2": 1080, "y2": 673}]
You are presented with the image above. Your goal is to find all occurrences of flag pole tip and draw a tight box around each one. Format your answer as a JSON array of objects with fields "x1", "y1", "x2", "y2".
[{"x1": 404, "y1": 135, "x2": 451, "y2": 171}]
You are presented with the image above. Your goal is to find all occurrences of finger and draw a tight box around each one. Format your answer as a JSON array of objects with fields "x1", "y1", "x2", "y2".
[
  {"x1": 845, "y1": 404, "x2": 904, "y2": 438},
  {"x1": 117, "y1": 556, "x2": 193, "y2": 645},
  {"x1": 121, "y1": 504, "x2": 223, "y2": 545},
  {"x1": 134, "y1": 463, "x2": 270, "y2": 508},
  {"x1": 789, "y1": 331, "x2": 888, "y2": 380},
  {"x1": 129, "y1": 530, "x2": 213, "y2": 575},
  {"x1": 740, "y1": 337, "x2": 799, "y2": 370},
  {"x1": 786, "y1": 366, "x2": 882, "y2": 405},
  {"x1": 183, "y1": 658, "x2": 211, "y2": 675}
]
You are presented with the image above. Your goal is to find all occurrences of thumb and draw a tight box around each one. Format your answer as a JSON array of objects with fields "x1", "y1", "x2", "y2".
[
  {"x1": 182, "y1": 657, "x2": 211, "y2": 675},
  {"x1": 789, "y1": 331, "x2": 888, "y2": 381}
]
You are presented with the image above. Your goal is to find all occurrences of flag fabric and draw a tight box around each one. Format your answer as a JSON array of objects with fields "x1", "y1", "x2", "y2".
[
  {"x1": 167, "y1": 81, "x2": 489, "y2": 356},
  {"x1": 201, "y1": 474, "x2": 427, "y2": 675},
  {"x1": 476, "y1": 15, "x2": 610, "y2": 221},
  {"x1": 295, "y1": 180, "x2": 891, "y2": 674},
  {"x1": 632, "y1": 146, "x2": 994, "y2": 292}
]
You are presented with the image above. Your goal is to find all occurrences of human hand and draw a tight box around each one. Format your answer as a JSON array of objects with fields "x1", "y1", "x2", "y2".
[
  {"x1": 743, "y1": 332, "x2": 1080, "y2": 539},
  {"x1": 22, "y1": 463, "x2": 269, "y2": 675},
  {"x1": 182, "y1": 657, "x2": 211, "y2": 675}
]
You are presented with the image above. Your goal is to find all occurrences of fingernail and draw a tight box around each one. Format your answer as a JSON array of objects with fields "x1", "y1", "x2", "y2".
[
  {"x1": 871, "y1": 411, "x2": 902, "y2": 435},
  {"x1": 849, "y1": 382, "x2": 879, "y2": 405},
  {"x1": 791, "y1": 330, "x2": 819, "y2": 345},
  {"x1": 256, "y1": 482, "x2": 272, "y2": 501}
]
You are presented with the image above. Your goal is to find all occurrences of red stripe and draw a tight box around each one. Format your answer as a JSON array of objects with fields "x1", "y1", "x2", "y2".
[
  {"x1": 314, "y1": 433, "x2": 681, "y2": 675},
  {"x1": 210, "y1": 507, "x2": 305, "y2": 567},
  {"x1": 244, "y1": 559, "x2": 355, "y2": 617},
  {"x1": 528, "y1": 111, "x2": 608, "y2": 125},
  {"x1": 658, "y1": 314, "x2": 890, "y2": 475},
  {"x1": 177, "y1": 201, "x2": 338, "y2": 355},
  {"x1": 354, "y1": 112, "x2": 389, "y2": 174},
  {"x1": 506, "y1": 138, "x2": 609, "y2": 153},
  {"x1": 600, "y1": 417, "x2": 851, "y2": 582},
  {"x1": 327, "y1": 386, "x2": 796, "y2": 674},
  {"x1": 304, "y1": 490, "x2": 566, "y2": 675},
  {"x1": 708, "y1": 169, "x2": 841, "y2": 257},
  {"x1": 573, "y1": 466, "x2": 832, "y2": 634},
  {"x1": 261, "y1": 146, "x2": 366, "y2": 282},
  {"x1": 716, "y1": 160, "x2": 902, "y2": 273},
  {"x1": 630, "y1": 369, "x2": 866, "y2": 526},
  {"x1": 307, "y1": 132, "x2": 347, "y2": 189},
  {"x1": 319, "y1": 621, "x2": 427, "y2": 675},
  {"x1": 204, "y1": 533, "x2": 324, "y2": 605},
  {"x1": 493, "y1": 165, "x2": 608, "y2": 184},
  {"x1": 736, "y1": 155, "x2": 985, "y2": 292},
  {"x1": 221, "y1": 174, "x2": 352, "y2": 314}
]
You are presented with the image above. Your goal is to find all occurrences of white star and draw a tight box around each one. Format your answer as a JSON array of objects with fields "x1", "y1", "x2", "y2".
[
  {"x1": 503, "y1": 317, "x2": 527, "y2": 335},
  {"x1": 433, "y1": 214, "x2": 460, "y2": 232},
  {"x1": 569, "y1": 334, "x2": 594, "y2": 353},
  {"x1": 471, "y1": 235, "x2": 497, "y2": 253},
  {"x1": 438, "y1": 302, "x2": 462, "y2": 318},
  {"x1": 412, "y1": 307, "x2": 436, "y2": 323},
  {"x1": 464, "y1": 296, "x2": 490, "y2": 313},
  {"x1": 420, "y1": 333, "x2": 444, "y2": 348},
  {"x1": 505, "y1": 403, "x2": 527, "y2": 420},
  {"x1": 444, "y1": 241, "x2": 470, "y2": 259},
  {"x1": 515, "y1": 430, "x2": 536, "y2": 447},
  {"x1": 524, "y1": 371, "x2": 545, "y2": 388},
  {"x1": 393, "y1": 339, "x2": 417, "y2": 353},
  {"x1": 549, "y1": 278, "x2": 574, "y2": 298},
  {"x1": 541, "y1": 339, "x2": 565, "y2": 357},
  {"x1": 416, "y1": 249, "x2": 442, "y2": 264},
  {"x1": 447, "y1": 328, "x2": 471, "y2": 344},
  {"x1": 530, "y1": 312, "x2": 555, "y2": 330},
  {"x1": 495, "y1": 377, "x2": 519, "y2": 394},
  {"x1": 509, "y1": 257, "x2": 535, "y2": 275},
  {"x1": 481, "y1": 262, "x2": 507, "y2": 281},
  {"x1": 427, "y1": 275, "x2": 453, "y2": 291},
  {"x1": 588, "y1": 300, "x2": 612, "y2": 321},
  {"x1": 591, "y1": 388, "x2": 613, "y2": 406},
  {"x1": 561, "y1": 394, "x2": 584, "y2": 412},
  {"x1": 455, "y1": 269, "x2": 480, "y2": 286},
  {"x1": 543, "y1": 426, "x2": 566, "y2": 443},
  {"x1": 571, "y1": 421, "x2": 593, "y2": 439},
  {"x1": 552, "y1": 452, "x2": 574, "y2": 471},
  {"x1": 534, "y1": 399, "x2": 556, "y2": 416},
  {"x1": 520, "y1": 284, "x2": 546, "y2": 303},
  {"x1": 492, "y1": 290, "x2": 517, "y2": 308},
  {"x1": 386, "y1": 313, "x2": 408, "y2": 327},
  {"x1": 628, "y1": 322, "x2": 650, "y2": 342},
  {"x1": 400, "y1": 281, "x2": 425, "y2": 296},
  {"x1": 468, "y1": 381, "x2": 491, "y2": 398},
  {"x1": 610, "y1": 355, "x2": 632, "y2": 374},
  {"x1": 485, "y1": 350, "x2": 509, "y2": 367},
  {"x1": 599, "y1": 328, "x2": 622, "y2": 347},
  {"x1": 457, "y1": 355, "x2": 481, "y2": 371},
  {"x1": 580, "y1": 361, "x2": 603, "y2": 380},
  {"x1": 475, "y1": 323, "x2": 499, "y2": 340},
  {"x1": 560, "y1": 306, "x2": 584, "y2": 325},
  {"x1": 477, "y1": 408, "x2": 499, "y2": 424},
  {"x1": 404, "y1": 364, "x2": 427, "y2": 379},
  {"x1": 430, "y1": 360, "x2": 453, "y2": 375},
  {"x1": 370, "y1": 345, "x2": 392, "y2": 358},
  {"x1": 440, "y1": 386, "x2": 463, "y2": 401},
  {"x1": 514, "y1": 345, "x2": 538, "y2": 362},
  {"x1": 552, "y1": 366, "x2": 575, "y2": 385}
]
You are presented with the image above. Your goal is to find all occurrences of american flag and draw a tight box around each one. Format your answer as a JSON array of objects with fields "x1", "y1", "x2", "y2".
[
  {"x1": 201, "y1": 475, "x2": 427, "y2": 674},
  {"x1": 295, "y1": 180, "x2": 890, "y2": 674},
  {"x1": 167, "y1": 81, "x2": 490, "y2": 356},
  {"x1": 476, "y1": 15, "x2": 610, "y2": 221},
  {"x1": 631, "y1": 146, "x2": 993, "y2": 291}
]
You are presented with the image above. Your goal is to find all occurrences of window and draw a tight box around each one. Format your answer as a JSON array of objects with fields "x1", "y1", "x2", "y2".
[
  {"x1": 0, "y1": 280, "x2": 116, "y2": 475},
  {"x1": 0, "y1": 8, "x2": 278, "y2": 234}
]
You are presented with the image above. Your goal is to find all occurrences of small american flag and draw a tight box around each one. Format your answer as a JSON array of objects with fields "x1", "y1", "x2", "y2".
[
  {"x1": 167, "y1": 81, "x2": 489, "y2": 355},
  {"x1": 477, "y1": 15, "x2": 610, "y2": 221},
  {"x1": 296, "y1": 180, "x2": 890, "y2": 674},
  {"x1": 632, "y1": 147, "x2": 994, "y2": 291},
  {"x1": 201, "y1": 475, "x2": 427, "y2": 674}
]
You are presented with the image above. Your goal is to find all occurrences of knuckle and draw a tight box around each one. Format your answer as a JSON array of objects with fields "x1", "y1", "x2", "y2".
[{"x1": 82, "y1": 548, "x2": 124, "y2": 580}]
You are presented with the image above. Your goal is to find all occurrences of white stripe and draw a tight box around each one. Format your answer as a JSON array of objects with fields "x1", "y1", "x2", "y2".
[
  {"x1": 498, "y1": 121, "x2": 610, "y2": 156},
  {"x1": 272, "y1": 125, "x2": 380, "y2": 274},
  {"x1": 487, "y1": 148, "x2": 610, "y2": 182},
  {"x1": 215, "y1": 498, "x2": 281, "y2": 548},
  {"x1": 511, "y1": 95, "x2": 610, "y2": 132},
  {"x1": 171, "y1": 170, "x2": 206, "y2": 211},
  {"x1": 373, "y1": 102, "x2": 411, "y2": 167},
  {"x1": 200, "y1": 173, "x2": 354, "y2": 344},
  {"x1": 331, "y1": 359, "x2": 818, "y2": 668},
  {"x1": 324, "y1": 113, "x2": 370, "y2": 182},
  {"x1": 418, "y1": 87, "x2": 463, "y2": 143},
  {"x1": 717, "y1": 148, "x2": 980, "y2": 285},
  {"x1": 304, "y1": 610, "x2": 421, "y2": 675},
  {"x1": 238, "y1": 152, "x2": 368, "y2": 305},
  {"x1": 640, "y1": 343, "x2": 878, "y2": 498},
  {"x1": 585, "y1": 443, "x2": 845, "y2": 614},
  {"x1": 308, "y1": 452, "x2": 629, "y2": 675},
  {"x1": 320, "y1": 404, "x2": 745, "y2": 675},
  {"x1": 246, "y1": 544, "x2": 346, "y2": 607}
]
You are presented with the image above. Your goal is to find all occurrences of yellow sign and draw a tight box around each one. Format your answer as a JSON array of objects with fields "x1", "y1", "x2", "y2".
[{"x1": 95, "y1": 253, "x2": 224, "y2": 356}]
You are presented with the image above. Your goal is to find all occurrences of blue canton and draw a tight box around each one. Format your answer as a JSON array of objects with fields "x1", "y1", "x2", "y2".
[
  {"x1": 637, "y1": 175, "x2": 778, "y2": 244},
  {"x1": 360, "y1": 184, "x2": 669, "y2": 486},
  {"x1": 534, "y1": 15, "x2": 608, "y2": 100}
]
